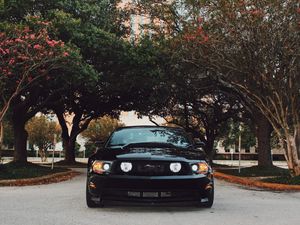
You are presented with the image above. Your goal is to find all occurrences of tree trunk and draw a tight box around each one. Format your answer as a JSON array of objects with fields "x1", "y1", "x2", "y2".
[
  {"x1": 55, "y1": 108, "x2": 92, "y2": 164},
  {"x1": 285, "y1": 132, "x2": 300, "y2": 176},
  {"x1": 38, "y1": 148, "x2": 47, "y2": 162},
  {"x1": 55, "y1": 109, "x2": 76, "y2": 164},
  {"x1": 204, "y1": 136, "x2": 215, "y2": 165},
  {"x1": 12, "y1": 117, "x2": 28, "y2": 164},
  {"x1": 63, "y1": 137, "x2": 76, "y2": 164},
  {"x1": 253, "y1": 112, "x2": 273, "y2": 168},
  {"x1": 0, "y1": 121, "x2": 3, "y2": 159}
]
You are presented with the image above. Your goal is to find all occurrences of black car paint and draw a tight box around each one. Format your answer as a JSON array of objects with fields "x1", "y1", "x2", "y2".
[{"x1": 86, "y1": 126, "x2": 214, "y2": 207}]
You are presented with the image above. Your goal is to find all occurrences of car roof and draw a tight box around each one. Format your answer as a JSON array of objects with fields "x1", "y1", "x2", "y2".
[{"x1": 115, "y1": 125, "x2": 184, "y2": 131}]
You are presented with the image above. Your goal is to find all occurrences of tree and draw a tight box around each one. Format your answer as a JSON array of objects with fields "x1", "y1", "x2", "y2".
[
  {"x1": 0, "y1": 18, "x2": 73, "y2": 163},
  {"x1": 131, "y1": 0, "x2": 277, "y2": 168},
  {"x1": 220, "y1": 119, "x2": 256, "y2": 153},
  {"x1": 183, "y1": 0, "x2": 300, "y2": 175},
  {"x1": 1, "y1": 0, "x2": 123, "y2": 36},
  {"x1": 47, "y1": 16, "x2": 169, "y2": 163},
  {"x1": 82, "y1": 115, "x2": 124, "y2": 143},
  {"x1": 163, "y1": 89, "x2": 244, "y2": 163},
  {"x1": 0, "y1": 18, "x2": 71, "y2": 122},
  {"x1": 0, "y1": 17, "x2": 96, "y2": 163},
  {"x1": 0, "y1": 117, "x2": 13, "y2": 161},
  {"x1": 26, "y1": 115, "x2": 61, "y2": 162},
  {"x1": 2, "y1": 118, "x2": 13, "y2": 147},
  {"x1": 24, "y1": 1, "x2": 143, "y2": 164}
]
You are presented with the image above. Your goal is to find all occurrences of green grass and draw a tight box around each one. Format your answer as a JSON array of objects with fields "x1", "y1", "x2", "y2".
[
  {"x1": 261, "y1": 176, "x2": 300, "y2": 185},
  {"x1": 0, "y1": 162, "x2": 68, "y2": 180},
  {"x1": 217, "y1": 165, "x2": 290, "y2": 177}
]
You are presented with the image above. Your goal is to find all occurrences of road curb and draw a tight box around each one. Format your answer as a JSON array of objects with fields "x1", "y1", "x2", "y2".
[
  {"x1": 214, "y1": 171, "x2": 300, "y2": 191},
  {"x1": 0, "y1": 170, "x2": 80, "y2": 187}
]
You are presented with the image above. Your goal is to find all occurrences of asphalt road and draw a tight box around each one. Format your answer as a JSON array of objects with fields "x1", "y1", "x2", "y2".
[{"x1": 0, "y1": 169, "x2": 299, "y2": 225}]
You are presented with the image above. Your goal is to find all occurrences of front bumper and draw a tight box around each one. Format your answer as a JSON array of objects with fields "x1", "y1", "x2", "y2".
[{"x1": 87, "y1": 174, "x2": 213, "y2": 203}]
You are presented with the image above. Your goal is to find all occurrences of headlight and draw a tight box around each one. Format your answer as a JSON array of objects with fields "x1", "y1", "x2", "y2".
[
  {"x1": 120, "y1": 162, "x2": 132, "y2": 172},
  {"x1": 169, "y1": 162, "x2": 182, "y2": 173},
  {"x1": 92, "y1": 160, "x2": 111, "y2": 174},
  {"x1": 191, "y1": 162, "x2": 209, "y2": 174},
  {"x1": 191, "y1": 164, "x2": 199, "y2": 172}
]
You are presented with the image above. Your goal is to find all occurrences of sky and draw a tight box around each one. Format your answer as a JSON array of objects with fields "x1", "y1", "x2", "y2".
[{"x1": 119, "y1": 111, "x2": 164, "y2": 126}]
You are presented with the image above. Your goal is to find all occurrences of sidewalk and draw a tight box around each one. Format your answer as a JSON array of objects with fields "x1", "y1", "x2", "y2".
[
  {"x1": 1, "y1": 157, "x2": 88, "y2": 164},
  {"x1": 2, "y1": 157, "x2": 288, "y2": 169},
  {"x1": 213, "y1": 159, "x2": 288, "y2": 169}
]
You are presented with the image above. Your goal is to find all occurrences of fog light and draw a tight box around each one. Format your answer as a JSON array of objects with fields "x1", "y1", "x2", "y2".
[
  {"x1": 205, "y1": 184, "x2": 213, "y2": 190},
  {"x1": 103, "y1": 163, "x2": 110, "y2": 171},
  {"x1": 89, "y1": 182, "x2": 96, "y2": 189},
  {"x1": 170, "y1": 162, "x2": 181, "y2": 173},
  {"x1": 120, "y1": 162, "x2": 132, "y2": 172}
]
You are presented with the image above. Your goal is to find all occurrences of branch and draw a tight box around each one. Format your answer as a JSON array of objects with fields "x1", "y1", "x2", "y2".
[{"x1": 148, "y1": 115, "x2": 160, "y2": 126}]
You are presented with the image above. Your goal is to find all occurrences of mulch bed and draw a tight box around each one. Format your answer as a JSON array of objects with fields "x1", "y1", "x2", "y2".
[
  {"x1": 0, "y1": 170, "x2": 80, "y2": 186},
  {"x1": 214, "y1": 171, "x2": 300, "y2": 191}
]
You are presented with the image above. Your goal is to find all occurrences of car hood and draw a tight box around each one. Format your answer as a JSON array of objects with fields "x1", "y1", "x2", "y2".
[{"x1": 96, "y1": 146, "x2": 206, "y2": 161}]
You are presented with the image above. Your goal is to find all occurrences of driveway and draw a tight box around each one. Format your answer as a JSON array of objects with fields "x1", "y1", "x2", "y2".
[{"x1": 0, "y1": 168, "x2": 299, "y2": 225}]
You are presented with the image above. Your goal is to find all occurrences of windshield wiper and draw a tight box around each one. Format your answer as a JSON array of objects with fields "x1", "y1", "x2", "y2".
[
  {"x1": 120, "y1": 142, "x2": 179, "y2": 150},
  {"x1": 108, "y1": 144, "x2": 126, "y2": 147}
]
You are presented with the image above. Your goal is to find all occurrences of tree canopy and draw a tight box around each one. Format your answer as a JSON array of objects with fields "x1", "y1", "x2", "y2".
[{"x1": 26, "y1": 114, "x2": 61, "y2": 162}]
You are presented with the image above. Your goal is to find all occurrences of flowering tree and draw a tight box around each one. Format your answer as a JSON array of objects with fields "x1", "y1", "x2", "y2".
[
  {"x1": 130, "y1": 0, "x2": 299, "y2": 170},
  {"x1": 0, "y1": 19, "x2": 70, "y2": 122},
  {"x1": 0, "y1": 17, "x2": 85, "y2": 163},
  {"x1": 177, "y1": 0, "x2": 300, "y2": 175}
]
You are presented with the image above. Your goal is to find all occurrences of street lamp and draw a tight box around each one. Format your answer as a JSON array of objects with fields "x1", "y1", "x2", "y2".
[
  {"x1": 51, "y1": 134, "x2": 57, "y2": 170},
  {"x1": 238, "y1": 124, "x2": 242, "y2": 173}
]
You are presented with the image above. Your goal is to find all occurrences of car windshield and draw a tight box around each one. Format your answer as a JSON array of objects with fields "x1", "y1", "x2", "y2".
[{"x1": 106, "y1": 127, "x2": 192, "y2": 148}]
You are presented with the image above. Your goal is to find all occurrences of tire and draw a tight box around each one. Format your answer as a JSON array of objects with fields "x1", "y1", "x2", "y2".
[
  {"x1": 86, "y1": 183, "x2": 103, "y2": 208},
  {"x1": 201, "y1": 185, "x2": 214, "y2": 208}
]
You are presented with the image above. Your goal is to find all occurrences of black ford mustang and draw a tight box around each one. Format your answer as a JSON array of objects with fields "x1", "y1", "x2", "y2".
[{"x1": 86, "y1": 126, "x2": 214, "y2": 208}]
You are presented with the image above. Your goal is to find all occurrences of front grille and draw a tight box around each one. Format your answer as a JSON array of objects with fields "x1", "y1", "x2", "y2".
[
  {"x1": 102, "y1": 189, "x2": 202, "y2": 202},
  {"x1": 113, "y1": 160, "x2": 190, "y2": 176},
  {"x1": 136, "y1": 161, "x2": 167, "y2": 175}
]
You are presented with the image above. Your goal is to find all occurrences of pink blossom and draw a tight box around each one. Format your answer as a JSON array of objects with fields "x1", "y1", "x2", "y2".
[
  {"x1": 33, "y1": 44, "x2": 42, "y2": 50},
  {"x1": 46, "y1": 40, "x2": 55, "y2": 47},
  {"x1": 9, "y1": 58, "x2": 15, "y2": 65},
  {"x1": 23, "y1": 27, "x2": 30, "y2": 33},
  {"x1": 15, "y1": 38, "x2": 24, "y2": 43},
  {"x1": 40, "y1": 21, "x2": 50, "y2": 26},
  {"x1": 0, "y1": 48, "x2": 6, "y2": 55}
]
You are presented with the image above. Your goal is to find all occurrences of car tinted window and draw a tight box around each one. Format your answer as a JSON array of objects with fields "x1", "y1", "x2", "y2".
[{"x1": 106, "y1": 128, "x2": 191, "y2": 148}]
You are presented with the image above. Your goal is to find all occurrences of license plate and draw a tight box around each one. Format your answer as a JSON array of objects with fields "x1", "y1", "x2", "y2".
[
  {"x1": 142, "y1": 192, "x2": 159, "y2": 198},
  {"x1": 161, "y1": 192, "x2": 172, "y2": 197},
  {"x1": 128, "y1": 191, "x2": 141, "y2": 197}
]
